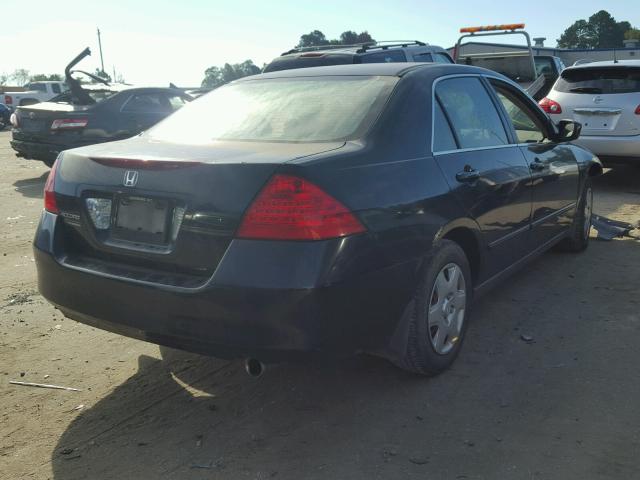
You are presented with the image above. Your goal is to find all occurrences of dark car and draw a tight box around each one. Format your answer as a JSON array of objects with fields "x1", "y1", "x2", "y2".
[
  {"x1": 0, "y1": 103, "x2": 10, "y2": 130},
  {"x1": 10, "y1": 48, "x2": 191, "y2": 166},
  {"x1": 34, "y1": 63, "x2": 602, "y2": 376},
  {"x1": 263, "y1": 41, "x2": 453, "y2": 73}
]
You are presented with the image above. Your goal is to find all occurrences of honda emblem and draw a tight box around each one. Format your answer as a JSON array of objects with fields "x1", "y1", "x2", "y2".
[{"x1": 123, "y1": 170, "x2": 139, "y2": 187}]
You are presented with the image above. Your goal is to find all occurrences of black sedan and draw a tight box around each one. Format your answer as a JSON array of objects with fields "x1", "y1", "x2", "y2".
[
  {"x1": 34, "y1": 63, "x2": 602, "y2": 376},
  {"x1": 10, "y1": 85, "x2": 191, "y2": 166}
]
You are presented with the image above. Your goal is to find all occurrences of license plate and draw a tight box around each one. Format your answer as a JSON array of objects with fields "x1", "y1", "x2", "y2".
[{"x1": 113, "y1": 196, "x2": 169, "y2": 245}]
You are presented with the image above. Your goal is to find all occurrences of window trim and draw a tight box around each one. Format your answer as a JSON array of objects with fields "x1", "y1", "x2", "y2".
[
  {"x1": 488, "y1": 78, "x2": 553, "y2": 144},
  {"x1": 431, "y1": 74, "x2": 511, "y2": 154},
  {"x1": 431, "y1": 73, "x2": 553, "y2": 155}
]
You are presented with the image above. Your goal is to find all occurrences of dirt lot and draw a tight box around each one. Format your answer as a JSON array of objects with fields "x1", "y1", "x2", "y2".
[{"x1": 1, "y1": 128, "x2": 639, "y2": 480}]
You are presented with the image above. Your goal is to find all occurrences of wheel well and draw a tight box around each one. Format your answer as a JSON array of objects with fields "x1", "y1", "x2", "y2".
[
  {"x1": 588, "y1": 163, "x2": 603, "y2": 177},
  {"x1": 443, "y1": 227, "x2": 481, "y2": 283}
]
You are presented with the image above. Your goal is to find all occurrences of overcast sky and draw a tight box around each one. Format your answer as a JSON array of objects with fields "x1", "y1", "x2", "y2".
[{"x1": 2, "y1": 0, "x2": 638, "y2": 87}]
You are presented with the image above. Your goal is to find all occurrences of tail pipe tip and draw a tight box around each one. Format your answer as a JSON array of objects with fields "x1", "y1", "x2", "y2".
[{"x1": 245, "y1": 358, "x2": 265, "y2": 378}]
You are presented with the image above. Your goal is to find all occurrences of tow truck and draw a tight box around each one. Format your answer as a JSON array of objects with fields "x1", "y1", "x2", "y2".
[{"x1": 454, "y1": 24, "x2": 555, "y2": 100}]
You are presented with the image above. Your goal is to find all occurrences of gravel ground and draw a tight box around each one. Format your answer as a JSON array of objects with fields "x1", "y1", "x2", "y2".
[{"x1": 1, "y1": 129, "x2": 639, "y2": 480}]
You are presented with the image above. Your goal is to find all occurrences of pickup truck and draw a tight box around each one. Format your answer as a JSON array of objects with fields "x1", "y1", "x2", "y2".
[
  {"x1": 2, "y1": 81, "x2": 67, "y2": 110},
  {"x1": 454, "y1": 24, "x2": 561, "y2": 100}
]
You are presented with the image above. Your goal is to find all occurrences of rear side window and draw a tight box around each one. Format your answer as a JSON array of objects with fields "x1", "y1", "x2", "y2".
[
  {"x1": 123, "y1": 93, "x2": 168, "y2": 113},
  {"x1": 436, "y1": 77, "x2": 508, "y2": 149},
  {"x1": 360, "y1": 50, "x2": 407, "y2": 63},
  {"x1": 433, "y1": 101, "x2": 457, "y2": 152},
  {"x1": 263, "y1": 54, "x2": 354, "y2": 73},
  {"x1": 29, "y1": 83, "x2": 47, "y2": 92},
  {"x1": 434, "y1": 53, "x2": 453, "y2": 64},
  {"x1": 555, "y1": 67, "x2": 640, "y2": 94},
  {"x1": 413, "y1": 53, "x2": 433, "y2": 62}
]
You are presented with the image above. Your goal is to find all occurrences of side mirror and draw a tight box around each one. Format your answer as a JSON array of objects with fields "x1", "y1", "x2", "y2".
[{"x1": 553, "y1": 119, "x2": 581, "y2": 142}]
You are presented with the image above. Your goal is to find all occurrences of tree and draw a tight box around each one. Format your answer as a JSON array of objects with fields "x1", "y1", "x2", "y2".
[
  {"x1": 298, "y1": 29, "x2": 375, "y2": 48},
  {"x1": 624, "y1": 28, "x2": 640, "y2": 40},
  {"x1": 297, "y1": 30, "x2": 330, "y2": 48},
  {"x1": 29, "y1": 73, "x2": 63, "y2": 82},
  {"x1": 0, "y1": 73, "x2": 9, "y2": 86},
  {"x1": 201, "y1": 60, "x2": 260, "y2": 89},
  {"x1": 10, "y1": 69, "x2": 30, "y2": 86},
  {"x1": 557, "y1": 10, "x2": 632, "y2": 48}
]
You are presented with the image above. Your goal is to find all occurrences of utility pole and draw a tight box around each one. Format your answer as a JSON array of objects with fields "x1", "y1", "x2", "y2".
[
  {"x1": 97, "y1": 27, "x2": 105, "y2": 74},
  {"x1": 113, "y1": 65, "x2": 116, "y2": 82}
]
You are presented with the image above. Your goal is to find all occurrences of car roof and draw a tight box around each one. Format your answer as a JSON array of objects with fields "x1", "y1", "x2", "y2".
[
  {"x1": 566, "y1": 59, "x2": 640, "y2": 70},
  {"x1": 279, "y1": 42, "x2": 445, "y2": 57},
  {"x1": 237, "y1": 62, "x2": 505, "y2": 82}
]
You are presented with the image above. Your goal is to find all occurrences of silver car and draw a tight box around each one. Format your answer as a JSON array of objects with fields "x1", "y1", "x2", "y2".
[{"x1": 540, "y1": 60, "x2": 640, "y2": 164}]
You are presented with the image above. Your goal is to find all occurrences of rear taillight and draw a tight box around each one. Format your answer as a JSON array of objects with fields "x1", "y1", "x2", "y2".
[
  {"x1": 51, "y1": 118, "x2": 88, "y2": 131},
  {"x1": 539, "y1": 97, "x2": 562, "y2": 114},
  {"x1": 237, "y1": 174, "x2": 366, "y2": 241},
  {"x1": 44, "y1": 157, "x2": 61, "y2": 214},
  {"x1": 635, "y1": 105, "x2": 640, "y2": 115},
  {"x1": 4, "y1": 95, "x2": 12, "y2": 105}
]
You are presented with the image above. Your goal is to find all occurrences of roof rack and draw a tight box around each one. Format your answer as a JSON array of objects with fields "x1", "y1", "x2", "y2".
[
  {"x1": 280, "y1": 43, "x2": 375, "y2": 56},
  {"x1": 356, "y1": 40, "x2": 427, "y2": 53},
  {"x1": 280, "y1": 40, "x2": 428, "y2": 56}
]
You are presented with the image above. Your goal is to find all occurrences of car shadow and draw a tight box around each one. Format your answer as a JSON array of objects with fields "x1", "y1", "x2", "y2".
[
  {"x1": 50, "y1": 237, "x2": 640, "y2": 480},
  {"x1": 12, "y1": 171, "x2": 49, "y2": 199}
]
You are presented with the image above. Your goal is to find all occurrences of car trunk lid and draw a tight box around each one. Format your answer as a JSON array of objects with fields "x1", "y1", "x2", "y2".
[
  {"x1": 52, "y1": 138, "x2": 345, "y2": 287},
  {"x1": 15, "y1": 102, "x2": 94, "y2": 144}
]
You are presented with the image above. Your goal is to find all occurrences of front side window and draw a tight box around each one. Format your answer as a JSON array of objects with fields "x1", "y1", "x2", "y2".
[
  {"x1": 492, "y1": 84, "x2": 546, "y2": 143},
  {"x1": 51, "y1": 84, "x2": 61, "y2": 94},
  {"x1": 436, "y1": 77, "x2": 508, "y2": 149},
  {"x1": 360, "y1": 50, "x2": 407, "y2": 64},
  {"x1": 149, "y1": 76, "x2": 398, "y2": 143},
  {"x1": 167, "y1": 95, "x2": 188, "y2": 111}
]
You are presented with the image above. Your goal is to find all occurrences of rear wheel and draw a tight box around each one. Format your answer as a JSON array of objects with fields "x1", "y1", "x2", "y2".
[
  {"x1": 556, "y1": 178, "x2": 592, "y2": 253},
  {"x1": 397, "y1": 240, "x2": 472, "y2": 376}
]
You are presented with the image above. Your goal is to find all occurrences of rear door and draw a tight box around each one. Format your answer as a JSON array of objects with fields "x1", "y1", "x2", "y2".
[
  {"x1": 489, "y1": 78, "x2": 580, "y2": 246},
  {"x1": 553, "y1": 66, "x2": 640, "y2": 137},
  {"x1": 432, "y1": 76, "x2": 533, "y2": 277}
]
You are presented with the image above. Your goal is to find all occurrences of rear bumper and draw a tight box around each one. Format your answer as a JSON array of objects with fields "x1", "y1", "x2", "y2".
[
  {"x1": 10, "y1": 139, "x2": 61, "y2": 162},
  {"x1": 574, "y1": 134, "x2": 640, "y2": 160},
  {"x1": 34, "y1": 211, "x2": 417, "y2": 362}
]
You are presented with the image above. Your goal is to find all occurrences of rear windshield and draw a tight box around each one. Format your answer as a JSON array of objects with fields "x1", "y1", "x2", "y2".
[
  {"x1": 148, "y1": 76, "x2": 397, "y2": 143},
  {"x1": 263, "y1": 54, "x2": 354, "y2": 73},
  {"x1": 554, "y1": 67, "x2": 640, "y2": 94}
]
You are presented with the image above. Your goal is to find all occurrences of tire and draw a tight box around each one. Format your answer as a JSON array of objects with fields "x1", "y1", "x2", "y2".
[
  {"x1": 397, "y1": 240, "x2": 472, "y2": 376},
  {"x1": 555, "y1": 178, "x2": 593, "y2": 253}
]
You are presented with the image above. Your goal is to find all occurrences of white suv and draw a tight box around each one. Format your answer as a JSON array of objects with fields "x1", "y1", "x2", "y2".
[{"x1": 539, "y1": 60, "x2": 640, "y2": 165}]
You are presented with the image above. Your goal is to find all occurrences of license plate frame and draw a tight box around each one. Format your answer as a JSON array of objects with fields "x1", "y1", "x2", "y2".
[{"x1": 112, "y1": 195, "x2": 170, "y2": 246}]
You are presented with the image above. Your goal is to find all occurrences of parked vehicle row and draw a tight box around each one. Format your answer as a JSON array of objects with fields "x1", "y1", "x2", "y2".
[
  {"x1": 539, "y1": 60, "x2": 640, "y2": 165},
  {"x1": 34, "y1": 62, "x2": 602, "y2": 376},
  {"x1": 2, "y1": 81, "x2": 68, "y2": 109},
  {"x1": 9, "y1": 48, "x2": 192, "y2": 166}
]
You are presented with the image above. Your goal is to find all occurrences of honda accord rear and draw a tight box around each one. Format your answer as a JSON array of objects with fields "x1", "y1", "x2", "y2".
[{"x1": 34, "y1": 66, "x2": 421, "y2": 365}]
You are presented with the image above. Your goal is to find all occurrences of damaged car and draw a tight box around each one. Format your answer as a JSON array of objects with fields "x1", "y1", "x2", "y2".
[
  {"x1": 10, "y1": 48, "x2": 191, "y2": 167},
  {"x1": 35, "y1": 63, "x2": 602, "y2": 376}
]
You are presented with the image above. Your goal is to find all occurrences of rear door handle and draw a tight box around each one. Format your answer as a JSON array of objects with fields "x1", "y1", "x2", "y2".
[
  {"x1": 456, "y1": 167, "x2": 480, "y2": 182},
  {"x1": 530, "y1": 158, "x2": 548, "y2": 171}
]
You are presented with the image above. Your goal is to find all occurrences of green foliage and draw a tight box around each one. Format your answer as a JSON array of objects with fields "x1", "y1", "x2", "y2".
[
  {"x1": 625, "y1": 28, "x2": 640, "y2": 41},
  {"x1": 10, "y1": 69, "x2": 30, "y2": 86},
  {"x1": 557, "y1": 10, "x2": 633, "y2": 48},
  {"x1": 201, "y1": 60, "x2": 261, "y2": 89},
  {"x1": 297, "y1": 30, "x2": 375, "y2": 48},
  {"x1": 29, "y1": 73, "x2": 63, "y2": 82}
]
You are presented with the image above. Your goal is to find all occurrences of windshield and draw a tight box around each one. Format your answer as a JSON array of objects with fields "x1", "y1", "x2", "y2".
[
  {"x1": 555, "y1": 66, "x2": 640, "y2": 94},
  {"x1": 148, "y1": 76, "x2": 397, "y2": 143}
]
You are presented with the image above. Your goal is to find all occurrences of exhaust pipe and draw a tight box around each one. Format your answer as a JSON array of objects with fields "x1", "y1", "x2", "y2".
[{"x1": 245, "y1": 358, "x2": 265, "y2": 378}]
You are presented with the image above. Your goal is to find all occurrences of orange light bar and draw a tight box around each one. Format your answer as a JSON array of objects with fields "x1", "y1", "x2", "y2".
[{"x1": 460, "y1": 23, "x2": 525, "y2": 33}]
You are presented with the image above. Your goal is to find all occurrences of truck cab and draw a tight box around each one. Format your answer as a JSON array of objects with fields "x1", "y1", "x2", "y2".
[{"x1": 2, "y1": 81, "x2": 68, "y2": 110}]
